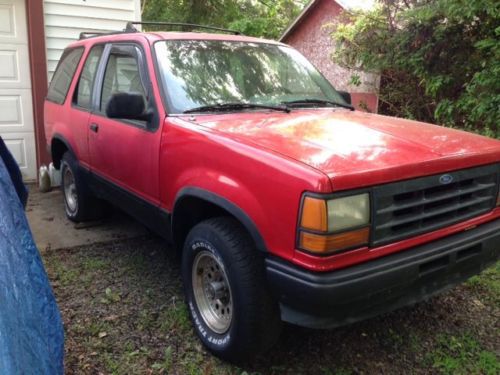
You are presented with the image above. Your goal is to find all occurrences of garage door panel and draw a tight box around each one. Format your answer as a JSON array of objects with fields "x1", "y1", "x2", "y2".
[
  {"x1": 1, "y1": 132, "x2": 36, "y2": 179},
  {"x1": 0, "y1": 0, "x2": 27, "y2": 43},
  {"x1": 0, "y1": 0, "x2": 36, "y2": 181},
  {"x1": 0, "y1": 49, "x2": 18, "y2": 80},
  {"x1": 0, "y1": 4, "x2": 14, "y2": 36},
  {"x1": 4, "y1": 137, "x2": 26, "y2": 166},
  {"x1": 0, "y1": 88, "x2": 34, "y2": 132},
  {"x1": 0, "y1": 43, "x2": 31, "y2": 88}
]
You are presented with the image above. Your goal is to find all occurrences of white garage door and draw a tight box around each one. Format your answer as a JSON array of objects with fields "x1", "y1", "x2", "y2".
[{"x1": 0, "y1": 0, "x2": 36, "y2": 180}]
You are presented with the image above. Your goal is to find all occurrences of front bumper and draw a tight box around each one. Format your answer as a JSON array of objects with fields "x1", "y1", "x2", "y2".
[{"x1": 266, "y1": 219, "x2": 500, "y2": 329}]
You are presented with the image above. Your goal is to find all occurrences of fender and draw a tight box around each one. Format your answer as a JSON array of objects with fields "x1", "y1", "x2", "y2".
[{"x1": 174, "y1": 187, "x2": 268, "y2": 253}]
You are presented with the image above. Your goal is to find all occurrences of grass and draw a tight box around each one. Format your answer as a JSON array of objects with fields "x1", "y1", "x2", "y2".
[
  {"x1": 466, "y1": 261, "x2": 500, "y2": 305},
  {"x1": 427, "y1": 334, "x2": 500, "y2": 375},
  {"x1": 158, "y1": 302, "x2": 191, "y2": 333},
  {"x1": 82, "y1": 257, "x2": 109, "y2": 271},
  {"x1": 43, "y1": 238, "x2": 499, "y2": 374},
  {"x1": 49, "y1": 256, "x2": 79, "y2": 286},
  {"x1": 151, "y1": 346, "x2": 173, "y2": 372}
]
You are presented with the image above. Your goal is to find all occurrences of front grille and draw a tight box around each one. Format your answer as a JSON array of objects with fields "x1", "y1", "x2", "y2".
[{"x1": 371, "y1": 164, "x2": 499, "y2": 246}]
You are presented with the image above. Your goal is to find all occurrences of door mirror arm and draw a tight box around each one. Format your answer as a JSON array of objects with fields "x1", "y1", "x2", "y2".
[{"x1": 135, "y1": 109, "x2": 154, "y2": 123}]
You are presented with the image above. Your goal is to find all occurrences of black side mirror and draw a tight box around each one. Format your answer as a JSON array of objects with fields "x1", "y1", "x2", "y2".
[
  {"x1": 338, "y1": 91, "x2": 352, "y2": 105},
  {"x1": 106, "y1": 92, "x2": 151, "y2": 121}
]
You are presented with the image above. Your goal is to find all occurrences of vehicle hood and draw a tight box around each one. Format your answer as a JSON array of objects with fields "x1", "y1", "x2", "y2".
[{"x1": 190, "y1": 109, "x2": 500, "y2": 190}]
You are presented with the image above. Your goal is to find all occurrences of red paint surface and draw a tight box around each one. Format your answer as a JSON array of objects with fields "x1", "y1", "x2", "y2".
[
  {"x1": 159, "y1": 108, "x2": 500, "y2": 271},
  {"x1": 45, "y1": 32, "x2": 500, "y2": 274},
  {"x1": 191, "y1": 110, "x2": 500, "y2": 190}
]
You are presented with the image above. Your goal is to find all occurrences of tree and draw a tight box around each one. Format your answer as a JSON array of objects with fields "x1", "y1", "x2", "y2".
[
  {"x1": 141, "y1": 0, "x2": 308, "y2": 39},
  {"x1": 331, "y1": 0, "x2": 499, "y2": 138}
]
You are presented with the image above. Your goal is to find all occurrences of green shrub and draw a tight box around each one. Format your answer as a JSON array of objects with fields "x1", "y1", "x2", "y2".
[{"x1": 331, "y1": 0, "x2": 500, "y2": 138}]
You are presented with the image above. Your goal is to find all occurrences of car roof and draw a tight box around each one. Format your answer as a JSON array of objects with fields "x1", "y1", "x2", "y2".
[
  {"x1": 145, "y1": 31, "x2": 283, "y2": 45},
  {"x1": 67, "y1": 31, "x2": 286, "y2": 49}
]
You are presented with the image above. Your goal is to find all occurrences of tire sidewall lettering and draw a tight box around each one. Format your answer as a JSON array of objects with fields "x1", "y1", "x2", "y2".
[{"x1": 188, "y1": 239, "x2": 232, "y2": 349}]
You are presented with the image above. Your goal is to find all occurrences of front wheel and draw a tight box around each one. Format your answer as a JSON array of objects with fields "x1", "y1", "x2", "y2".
[{"x1": 182, "y1": 217, "x2": 282, "y2": 362}]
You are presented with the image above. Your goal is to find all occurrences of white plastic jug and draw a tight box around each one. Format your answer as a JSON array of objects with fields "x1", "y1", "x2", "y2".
[{"x1": 38, "y1": 165, "x2": 51, "y2": 192}]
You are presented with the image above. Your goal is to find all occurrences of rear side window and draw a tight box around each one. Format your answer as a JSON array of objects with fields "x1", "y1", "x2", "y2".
[
  {"x1": 74, "y1": 45, "x2": 104, "y2": 109},
  {"x1": 47, "y1": 47, "x2": 84, "y2": 105}
]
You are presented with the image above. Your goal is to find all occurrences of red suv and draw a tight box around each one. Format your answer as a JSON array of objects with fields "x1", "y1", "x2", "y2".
[{"x1": 44, "y1": 22, "x2": 500, "y2": 361}]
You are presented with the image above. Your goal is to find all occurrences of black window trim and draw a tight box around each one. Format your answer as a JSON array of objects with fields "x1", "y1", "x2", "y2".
[
  {"x1": 91, "y1": 41, "x2": 160, "y2": 132},
  {"x1": 46, "y1": 46, "x2": 85, "y2": 105}
]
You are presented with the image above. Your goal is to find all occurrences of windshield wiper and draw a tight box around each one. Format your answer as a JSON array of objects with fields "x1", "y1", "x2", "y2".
[
  {"x1": 281, "y1": 99, "x2": 354, "y2": 111},
  {"x1": 183, "y1": 102, "x2": 290, "y2": 114}
]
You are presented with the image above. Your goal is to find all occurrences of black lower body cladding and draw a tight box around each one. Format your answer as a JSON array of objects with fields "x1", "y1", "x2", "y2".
[{"x1": 266, "y1": 219, "x2": 500, "y2": 329}]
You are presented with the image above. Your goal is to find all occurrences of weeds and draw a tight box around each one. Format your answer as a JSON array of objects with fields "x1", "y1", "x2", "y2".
[
  {"x1": 43, "y1": 238, "x2": 499, "y2": 374},
  {"x1": 427, "y1": 334, "x2": 499, "y2": 375}
]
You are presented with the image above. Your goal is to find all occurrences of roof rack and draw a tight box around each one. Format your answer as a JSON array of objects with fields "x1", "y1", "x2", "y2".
[
  {"x1": 125, "y1": 21, "x2": 241, "y2": 35},
  {"x1": 78, "y1": 30, "x2": 131, "y2": 40},
  {"x1": 78, "y1": 21, "x2": 241, "y2": 41}
]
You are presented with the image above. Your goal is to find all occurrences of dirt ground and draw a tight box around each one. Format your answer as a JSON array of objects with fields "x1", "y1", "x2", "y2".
[
  {"x1": 29, "y1": 189, "x2": 499, "y2": 374},
  {"x1": 40, "y1": 235, "x2": 499, "y2": 375},
  {"x1": 26, "y1": 185, "x2": 147, "y2": 251}
]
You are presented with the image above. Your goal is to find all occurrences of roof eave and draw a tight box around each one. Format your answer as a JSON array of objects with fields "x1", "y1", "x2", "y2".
[{"x1": 279, "y1": 0, "x2": 346, "y2": 42}]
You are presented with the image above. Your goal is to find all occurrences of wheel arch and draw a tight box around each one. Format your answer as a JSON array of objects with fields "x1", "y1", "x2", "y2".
[
  {"x1": 172, "y1": 187, "x2": 267, "y2": 253},
  {"x1": 51, "y1": 134, "x2": 75, "y2": 169}
]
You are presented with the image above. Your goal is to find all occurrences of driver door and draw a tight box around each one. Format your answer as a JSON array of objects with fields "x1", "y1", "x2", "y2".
[{"x1": 88, "y1": 43, "x2": 160, "y2": 205}]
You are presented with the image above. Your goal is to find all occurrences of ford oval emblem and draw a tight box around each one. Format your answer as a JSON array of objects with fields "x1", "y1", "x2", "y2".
[{"x1": 439, "y1": 174, "x2": 454, "y2": 185}]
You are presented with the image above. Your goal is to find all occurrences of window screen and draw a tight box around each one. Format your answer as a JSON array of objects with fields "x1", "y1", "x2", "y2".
[
  {"x1": 47, "y1": 48, "x2": 84, "y2": 105},
  {"x1": 74, "y1": 45, "x2": 104, "y2": 109}
]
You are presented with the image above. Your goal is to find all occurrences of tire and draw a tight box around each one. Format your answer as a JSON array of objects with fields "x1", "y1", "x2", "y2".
[
  {"x1": 182, "y1": 217, "x2": 282, "y2": 363},
  {"x1": 60, "y1": 151, "x2": 106, "y2": 222}
]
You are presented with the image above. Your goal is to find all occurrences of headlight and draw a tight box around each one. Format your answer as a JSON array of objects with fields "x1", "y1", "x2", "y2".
[
  {"x1": 327, "y1": 193, "x2": 370, "y2": 231},
  {"x1": 298, "y1": 193, "x2": 371, "y2": 254}
]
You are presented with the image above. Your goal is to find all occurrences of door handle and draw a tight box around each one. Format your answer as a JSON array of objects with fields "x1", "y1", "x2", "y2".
[{"x1": 90, "y1": 123, "x2": 99, "y2": 133}]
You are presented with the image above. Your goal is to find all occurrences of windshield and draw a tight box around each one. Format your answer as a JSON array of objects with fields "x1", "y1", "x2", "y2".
[{"x1": 154, "y1": 40, "x2": 348, "y2": 114}]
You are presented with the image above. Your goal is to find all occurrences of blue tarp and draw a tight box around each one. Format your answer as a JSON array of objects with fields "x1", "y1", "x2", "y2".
[{"x1": 0, "y1": 137, "x2": 64, "y2": 374}]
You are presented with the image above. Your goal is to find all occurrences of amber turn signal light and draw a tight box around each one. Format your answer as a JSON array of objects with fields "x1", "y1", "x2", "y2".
[
  {"x1": 300, "y1": 196, "x2": 328, "y2": 232},
  {"x1": 299, "y1": 227, "x2": 370, "y2": 254}
]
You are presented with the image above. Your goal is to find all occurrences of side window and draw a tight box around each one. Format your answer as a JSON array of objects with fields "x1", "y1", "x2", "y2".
[
  {"x1": 100, "y1": 45, "x2": 146, "y2": 113},
  {"x1": 47, "y1": 48, "x2": 84, "y2": 105},
  {"x1": 74, "y1": 45, "x2": 104, "y2": 109}
]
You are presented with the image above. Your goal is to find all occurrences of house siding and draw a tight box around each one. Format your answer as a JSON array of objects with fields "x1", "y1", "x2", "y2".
[
  {"x1": 43, "y1": 0, "x2": 141, "y2": 80},
  {"x1": 283, "y1": 0, "x2": 379, "y2": 112}
]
